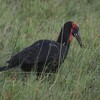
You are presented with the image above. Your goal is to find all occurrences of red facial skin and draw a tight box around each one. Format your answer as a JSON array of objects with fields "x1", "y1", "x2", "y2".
[
  {"x1": 69, "y1": 22, "x2": 78, "y2": 43},
  {"x1": 72, "y1": 22, "x2": 78, "y2": 29}
]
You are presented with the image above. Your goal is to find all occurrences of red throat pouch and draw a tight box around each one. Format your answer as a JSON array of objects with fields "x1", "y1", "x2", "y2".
[{"x1": 69, "y1": 29, "x2": 73, "y2": 43}]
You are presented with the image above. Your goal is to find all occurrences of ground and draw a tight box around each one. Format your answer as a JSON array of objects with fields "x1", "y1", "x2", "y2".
[{"x1": 0, "y1": 0, "x2": 100, "y2": 100}]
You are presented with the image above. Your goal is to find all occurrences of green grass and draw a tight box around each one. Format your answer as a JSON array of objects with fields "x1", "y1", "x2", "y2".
[{"x1": 0, "y1": 0, "x2": 100, "y2": 100}]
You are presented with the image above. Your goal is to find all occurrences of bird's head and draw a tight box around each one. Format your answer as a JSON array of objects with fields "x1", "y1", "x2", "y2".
[{"x1": 66, "y1": 21, "x2": 83, "y2": 48}]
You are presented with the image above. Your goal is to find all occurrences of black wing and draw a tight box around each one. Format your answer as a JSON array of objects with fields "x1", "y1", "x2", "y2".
[
  {"x1": 8, "y1": 40, "x2": 67, "y2": 67},
  {"x1": 7, "y1": 40, "x2": 40, "y2": 66},
  {"x1": 22, "y1": 40, "x2": 60, "y2": 65}
]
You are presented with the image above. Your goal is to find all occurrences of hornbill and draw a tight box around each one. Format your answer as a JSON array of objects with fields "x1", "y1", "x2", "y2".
[{"x1": 0, "y1": 21, "x2": 82, "y2": 76}]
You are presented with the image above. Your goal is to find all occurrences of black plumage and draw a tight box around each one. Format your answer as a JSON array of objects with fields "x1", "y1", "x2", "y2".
[{"x1": 0, "y1": 21, "x2": 82, "y2": 76}]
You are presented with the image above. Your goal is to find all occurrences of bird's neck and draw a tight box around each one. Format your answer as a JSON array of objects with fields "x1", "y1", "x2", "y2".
[{"x1": 57, "y1": 27, "x2": 71, "y2": 48}]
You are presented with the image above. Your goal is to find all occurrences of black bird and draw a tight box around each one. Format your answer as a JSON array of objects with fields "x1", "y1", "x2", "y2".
[{"x1": 0, "y1": 21, "x2": 82, "y2": 76}]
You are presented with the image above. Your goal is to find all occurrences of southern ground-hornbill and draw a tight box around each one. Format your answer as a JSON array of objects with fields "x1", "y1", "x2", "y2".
[{"x1": 0, "y1": 21, "x2": 82, "y2": 76}]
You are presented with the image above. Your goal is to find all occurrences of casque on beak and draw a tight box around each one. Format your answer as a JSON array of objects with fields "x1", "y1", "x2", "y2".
[{"x1": 74, "y1": 31, "x2": 83, "y2": 48}]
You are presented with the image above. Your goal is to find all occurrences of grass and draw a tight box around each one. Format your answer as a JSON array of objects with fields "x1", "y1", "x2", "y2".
[{"x1": 0, "y1": 0, "x2": 100, "y2": 100}]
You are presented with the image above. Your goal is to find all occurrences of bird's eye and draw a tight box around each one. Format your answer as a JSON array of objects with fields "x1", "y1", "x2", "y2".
[
  {"x1": 74, "y1": 33, "x2": 78, "y2": 37},
  {"x1": 75, "y1": 34, "x2": 78, "y2": 36}
]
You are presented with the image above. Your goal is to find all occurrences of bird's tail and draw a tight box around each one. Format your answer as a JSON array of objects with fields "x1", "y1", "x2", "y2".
[
  {"x1": 0, "y1": 66, "x2": 18, "y2": 72},
  {"x1": 0, "y1": 66, "x2": 9, "y2": 71}
]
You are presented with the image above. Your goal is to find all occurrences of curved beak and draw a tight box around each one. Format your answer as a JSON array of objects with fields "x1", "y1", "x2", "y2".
[{"x1": 74, "y1": 31, "x2": 83, "y2": 48}]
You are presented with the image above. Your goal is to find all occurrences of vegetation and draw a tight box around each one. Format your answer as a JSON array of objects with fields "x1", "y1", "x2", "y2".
[{"x1": 0, "y1": 0, "x2": 100, "y2": 99}]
